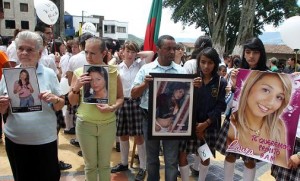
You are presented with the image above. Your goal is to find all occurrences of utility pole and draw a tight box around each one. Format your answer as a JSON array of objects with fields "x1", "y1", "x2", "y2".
[
  {"x1": 52, "y1": 0, "x2": 65, "y2": 39},
  {"x1": 82, "y1": 10, "x2": 84, "y2": 25}
]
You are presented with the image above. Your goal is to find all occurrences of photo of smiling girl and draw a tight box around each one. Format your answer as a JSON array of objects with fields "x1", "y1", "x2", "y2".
[
  {"x1": 13, "y1": 69, "x2": 34, "y2": 107},
  {"x1": 83, "y1": 65, "x2": 109, "y2": 104},
  {"x1": 226, "y1": 69, "x2": 293, "y2": 168}
]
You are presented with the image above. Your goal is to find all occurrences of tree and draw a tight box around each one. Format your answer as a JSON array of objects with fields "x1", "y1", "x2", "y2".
[
  {"x1": 232, "y1": 0, "x2": 256, "y2": 55},
  {"x1": 163, "y1": 0, "x2": 300, "y2": 56},
  {"x1": 163, "y1": 0, "x2": 229, "y2": 57}
]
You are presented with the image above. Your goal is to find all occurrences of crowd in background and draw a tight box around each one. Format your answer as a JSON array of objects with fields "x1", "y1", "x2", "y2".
[{"x1": 0, "y1": 22, "x2": 299, "y2": 181}]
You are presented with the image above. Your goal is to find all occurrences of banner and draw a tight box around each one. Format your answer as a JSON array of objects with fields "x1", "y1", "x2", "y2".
[
  {"x1": 143, "y1": 0, "x2": 162, "y2": 54},
  {"x1": 226, "y1": 69, "x2": 300, "y2": 168}
]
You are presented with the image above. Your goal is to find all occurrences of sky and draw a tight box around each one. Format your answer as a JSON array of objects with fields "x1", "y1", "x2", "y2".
[
  {"x1": 64, "y1": 0, "x2": 280, "y2": 40},
  {"x1": 64, "y1": 0, "x2": 205, "y2": 39}
]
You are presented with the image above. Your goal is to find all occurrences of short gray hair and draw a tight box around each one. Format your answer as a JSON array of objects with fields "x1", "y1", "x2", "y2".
[{"x1": 15, "y1": 31, "x2": 44, "y2": 51}]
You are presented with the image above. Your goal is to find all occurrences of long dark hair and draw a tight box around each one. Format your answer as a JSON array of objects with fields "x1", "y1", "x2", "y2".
[
  {"x1": 51, "y1": 39, "x2": 64, "y2": 55},
  {"x1": 84, "y1": 66, "x2": 108, "y2": 97},
  {"x1": 196, "y1": 47, "x2": 221, "y2": 77},
  {"x1": 241, "y1": 37, "x2": 268, "y2": 71},
  {"x1": 18, "y1": 69, "x2": 30, "y2": 86}
]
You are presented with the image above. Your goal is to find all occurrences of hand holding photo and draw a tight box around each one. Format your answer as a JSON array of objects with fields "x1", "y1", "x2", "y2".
[
  {"x1": 3, "y1": 67, "x2": 42, "y2": 113},
  {"x1": 148, "y1": 73, "x2": 196, "y2": 139},
  {"x1": 83, "y1": 65, "x2": 109, "y2": 104},
  {"x1": 226, "y1": 69, "x2": 300, "y2": 168}
]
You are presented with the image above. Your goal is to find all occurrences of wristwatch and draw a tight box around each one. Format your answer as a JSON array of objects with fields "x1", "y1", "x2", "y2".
[{"x1": 297, "y1": 152, "x2": 300, "y2": 160}]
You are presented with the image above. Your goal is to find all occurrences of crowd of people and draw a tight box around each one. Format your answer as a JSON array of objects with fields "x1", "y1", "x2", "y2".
[{"x1": 0, "y1": 22, "x2": 299, "y2": 181}]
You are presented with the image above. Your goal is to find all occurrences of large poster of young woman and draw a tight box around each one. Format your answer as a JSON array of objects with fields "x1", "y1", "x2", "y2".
[
  {"x1": 3, "y1": 67, "x2": 42, "y2": 113},
  {"x1": 226, "y1": 69, "x2": 300, "y2": 168},
  {"x1": 148, "y1": 73, "x2": 197, "y2": 140}
]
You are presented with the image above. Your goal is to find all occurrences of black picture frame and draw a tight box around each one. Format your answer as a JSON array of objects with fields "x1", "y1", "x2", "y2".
[
  {"x1": 83, "y1": 65, "x2": 109, "y2": 104},
  {"x1": 148, "y1": 73, "x2": 197, "y2": 140}
]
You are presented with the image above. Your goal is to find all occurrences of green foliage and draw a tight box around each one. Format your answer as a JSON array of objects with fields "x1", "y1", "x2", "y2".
[{"x1": 163, "y1": 0, "x2": 300, "y2": 53}]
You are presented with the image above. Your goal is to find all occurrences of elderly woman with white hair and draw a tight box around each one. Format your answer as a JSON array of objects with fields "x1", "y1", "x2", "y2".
[{"x1": 0, "y1": 31, "x2": 64, "y2": 181}]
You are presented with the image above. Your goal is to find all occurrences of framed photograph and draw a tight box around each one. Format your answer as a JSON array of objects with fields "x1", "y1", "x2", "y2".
[
  {"x1": 3, "y1": 67, "x2": 42, "y2": 113},
  {"x1": 226, "y1": 69, "x2": 300, "y2": 168},
  {"x1": 148, "y1": 73, "x2": 197, "y2": 140},
  {"x1": 83, "y1": 65, "x2": 109, "y2": 104}
]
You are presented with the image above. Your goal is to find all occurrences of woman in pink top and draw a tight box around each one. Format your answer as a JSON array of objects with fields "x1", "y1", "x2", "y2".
[{"x1": 13, "y1": 69, "x2": 34, "y2": 107}]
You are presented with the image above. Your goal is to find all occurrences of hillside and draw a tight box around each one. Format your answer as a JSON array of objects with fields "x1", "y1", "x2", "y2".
[
  {"x1": 128, "y1": 34, "x2": 144, "y2": 45},
  {"x1": 127, "y1": 32, "x2": 284, "y2": 45}
]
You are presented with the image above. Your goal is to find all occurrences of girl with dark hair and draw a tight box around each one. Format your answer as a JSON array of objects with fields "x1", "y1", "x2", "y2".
[
  {"x1": 184, "y1": 35, "x2": 212, "y2": 74},
  {"x1": 84, "y1": 66, "x2": 108, "y2": 102},
  {"x1": 13, "y1": 69, "x2": 34, "y2": 107},
  {"x1": 215, "y1": 37, "x2": 269, "y2": 181},
  {"x1": 241, "y1": 37, "x2": 268, "y2": 71},
  {"x1": 179, "y1": 47, "x2": 227, "y2": 181},
  {"x1": 155, "y1": 82, "x2": 189, "y2": 132}
]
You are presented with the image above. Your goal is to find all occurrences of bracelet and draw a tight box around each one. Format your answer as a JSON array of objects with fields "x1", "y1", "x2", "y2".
[{"x1": 71, "y1": 87, "x2": 80, "y2": 94}]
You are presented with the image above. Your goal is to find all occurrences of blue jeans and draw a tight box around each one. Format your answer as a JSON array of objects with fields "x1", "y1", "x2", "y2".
[
  {"x1": 20, "y1": 95, "x2": 34, "y2": 107},
  {"x1": 143, "y1": 118, "x2": 179, "y2": 181}
]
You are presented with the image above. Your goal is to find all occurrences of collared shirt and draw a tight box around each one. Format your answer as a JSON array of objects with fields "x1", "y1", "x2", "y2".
[
  {"x1": 132, "y1": 58, "x2": 186, "y2": 110},
  {"x1": 40, "y1": 48, "x2": 58, "y2": 74},
  {"x1": 0, "y1": 63, "x2": 61, "y2": 145},
  {"x1": 60, "y1": 52, "x2": 72, "y2": 77},
  {"x1": 283, "y1": 65, "x2": 300, "y2": 74},
  {"x1": 66, "y1": 51, "x2": 87, "y2": 72},
  {"x1": 183, "y1": 59, "x2": 197, "y2": 74},
  {"x1": 118, "y1": 58, "x2": 145, "y2": 97}
]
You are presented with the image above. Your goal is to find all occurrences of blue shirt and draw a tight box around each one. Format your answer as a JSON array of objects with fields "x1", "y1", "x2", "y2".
[
  {"x1": 132, "y1": 59, "x2": 186, "y2": 110},
  {"x1": 0, "y1": 63, "x2": 61, "y2": 145}
]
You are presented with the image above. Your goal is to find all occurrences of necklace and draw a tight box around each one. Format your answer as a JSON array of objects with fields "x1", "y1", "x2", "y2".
[{"x1": 245, "y1": 121, "x2": 264, "y2": 136}]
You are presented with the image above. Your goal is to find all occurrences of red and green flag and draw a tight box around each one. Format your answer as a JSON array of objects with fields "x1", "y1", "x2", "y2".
[{"x1": 144, "y1": 0, "x2": 162, "y2": 54}]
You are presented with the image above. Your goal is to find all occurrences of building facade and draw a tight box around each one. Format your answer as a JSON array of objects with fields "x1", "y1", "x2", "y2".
[
  {"x1": 102, "y1": 20, "x2": 128, "y2": 44},
  {"x1": 0, "y1": 0, "x2": 35, "y2": 37},
  {"x1": 72, "y1": 15, "x2": 128, "y2": 44}
]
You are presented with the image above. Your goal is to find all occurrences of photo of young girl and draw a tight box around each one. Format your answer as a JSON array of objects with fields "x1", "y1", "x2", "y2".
[
  {"x1": 13, "y1": 69, "x2": 34, "y2": 107},
  {"x1": 83, "y1": 65, "x2": 109, "y2": 104},
  {"x1": 3, "y1": 67, "x2": 42, "y2": 113},
  {"x1": 149, "y1": 75, "x2": 195, "y2": 138},
  {"x1": 226, "y1": 69, "x2": 300, "y2": 168},
  {"x1": 155, "y1": 82, "x2": 189, "y2": 133}
]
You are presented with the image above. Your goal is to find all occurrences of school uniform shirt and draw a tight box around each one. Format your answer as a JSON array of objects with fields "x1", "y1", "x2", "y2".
[
  {"x1": 66, "y1": 51, "x2": 87, "y2": 73},
  {"x1": 195, "y1": 75, "x2": 227, "y2": 130},
  {"x1": 118, "y1": 58, "x2": 145, "y2": 97},
  {"x1": 183, "y1": 59, "x2": 197, "y2": 74}
]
